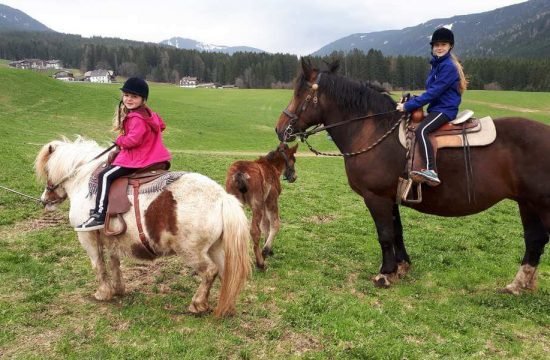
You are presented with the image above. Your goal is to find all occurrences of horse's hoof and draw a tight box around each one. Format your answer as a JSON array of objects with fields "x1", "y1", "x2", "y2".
[
  {"x1": 262, "y1": 248, "x2": 274, "y2": 257},
  {"x1": 396, "y1": 262, "x2": 411, "y2": 278},
  {"x1": 372, "y1": 274, "x2": 392, "y2": 288}
]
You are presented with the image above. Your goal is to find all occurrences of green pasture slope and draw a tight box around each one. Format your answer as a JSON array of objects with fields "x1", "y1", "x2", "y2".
[{"x1": 0, "y1": 66, "x2": 549, "y2": 359}]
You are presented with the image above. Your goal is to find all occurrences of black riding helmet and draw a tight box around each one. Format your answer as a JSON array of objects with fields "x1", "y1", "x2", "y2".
[
  {"x1": 430, "y1": 27, "x2": 454, "y2": 46},
  {"x1": 120, "y1": 77, "x2": 149, "y2": 100}
]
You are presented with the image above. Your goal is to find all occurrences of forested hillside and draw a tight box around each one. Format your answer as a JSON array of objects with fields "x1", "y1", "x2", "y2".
[{"x1": 2, "y1": 31, "x2": 550, "y2": 91}]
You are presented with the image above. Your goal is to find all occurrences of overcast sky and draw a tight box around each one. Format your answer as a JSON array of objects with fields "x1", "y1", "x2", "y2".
[{"x1": 3, "y1": 0, "x2": 528, "y2": 55}]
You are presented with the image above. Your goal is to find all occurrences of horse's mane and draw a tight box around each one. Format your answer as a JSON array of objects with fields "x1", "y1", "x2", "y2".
[
  {"x1": 35, "y1": 136, "x2": 105, "y2": 184},
  {"x1": 298, "y1": 61, "x2": 397, "y2": 117}
]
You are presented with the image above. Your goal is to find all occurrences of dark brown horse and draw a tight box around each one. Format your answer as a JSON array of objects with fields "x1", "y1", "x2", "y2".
[
  {"x1": 226, "y1": 143, "x2": 298, "y2": 269},
  {"x1": 275, "y1": 58, "x2": 550, "y2": 294}
]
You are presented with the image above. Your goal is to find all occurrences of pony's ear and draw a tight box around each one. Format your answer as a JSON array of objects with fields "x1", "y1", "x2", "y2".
[
  {"x1": 277, "y1": 142, "x2": 288, "y2": 151},
  {"x1": 290, "y1": 143, "x2": 299, "y2": 153},
  {"x1": 301, "y1": 57, "x2": 313, "y2": 79},
  {"x1": 48, "y1": 144, "x2": 55, "y2": 154}
]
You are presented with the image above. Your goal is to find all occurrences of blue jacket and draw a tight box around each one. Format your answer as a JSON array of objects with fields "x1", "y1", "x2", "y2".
[{"x1": 404, "y1": 52, "x2": 461, "y2": 119}]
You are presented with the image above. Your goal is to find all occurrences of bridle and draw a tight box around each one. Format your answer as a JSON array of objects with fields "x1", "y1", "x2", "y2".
[
  {"x1": 42, "y1": 144, "x2": 116, "y2": 204},
  {"x1": 281, "y1": 73, "x2": 322, "y2": 143},
  {"x1": 280, "y1": 73, "x2": 404, "y2": 157}
]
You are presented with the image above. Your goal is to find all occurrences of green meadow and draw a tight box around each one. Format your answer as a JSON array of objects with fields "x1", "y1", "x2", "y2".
[{"x1": 0, "y1": 65, "x2": 549, "y2": 359}]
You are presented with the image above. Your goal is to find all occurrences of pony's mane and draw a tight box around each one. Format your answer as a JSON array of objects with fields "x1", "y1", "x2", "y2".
[
  {"x1": 298, "y1": 63, "x2": 396, "y2": 115},
  {"x1": 35, "y1": 136, "x2": 105, "y2": 184}
]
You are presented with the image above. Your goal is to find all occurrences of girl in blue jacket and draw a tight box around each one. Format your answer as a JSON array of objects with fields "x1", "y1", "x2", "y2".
[{"x1": 396, "y1": 27, "x2": 468, "y2": 186}]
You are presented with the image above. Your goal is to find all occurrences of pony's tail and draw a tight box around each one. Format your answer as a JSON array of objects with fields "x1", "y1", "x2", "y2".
[
  {"x1": 234, "y1": 172, "x2": 249, "y2": 194},
  {"x1": 214, "y1": 194, "x2": 252, "y2": 317}
]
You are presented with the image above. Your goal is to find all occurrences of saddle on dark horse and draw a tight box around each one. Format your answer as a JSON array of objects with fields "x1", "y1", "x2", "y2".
[{"x1": 396, "y1": 108, "x2": 496, "y2": 204}]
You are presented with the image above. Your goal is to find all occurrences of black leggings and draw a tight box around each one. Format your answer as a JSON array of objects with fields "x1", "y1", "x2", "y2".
[
  {"x1": 414, "y1": 112, "x2": 450, "y2": 170},
  {"x1": 94, "y1": 165, "x2": 135, "y2": 216}
]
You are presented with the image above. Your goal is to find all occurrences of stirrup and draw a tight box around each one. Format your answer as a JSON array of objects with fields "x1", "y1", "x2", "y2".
[{"x1": 397, "y1": 177, "x2": 422, "y2": 204}]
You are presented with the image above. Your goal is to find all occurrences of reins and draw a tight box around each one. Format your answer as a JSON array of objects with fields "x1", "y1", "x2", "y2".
[
  {"x1": 299, "y1": 113, "x2": 404, "y2": 157},
  {"x1": 47, "y1": 143, "x2": 117, "y2": 191}
]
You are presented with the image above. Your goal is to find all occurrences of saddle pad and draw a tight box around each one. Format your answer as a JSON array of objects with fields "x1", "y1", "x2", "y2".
[
  {"x1": 88, "y1": 171, "x2": 188, "y2": 197},
  {"x1": 398, "y1": 116, "x2": 496, "y2": 149}
]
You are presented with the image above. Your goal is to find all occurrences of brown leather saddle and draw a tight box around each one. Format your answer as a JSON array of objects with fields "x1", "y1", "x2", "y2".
[
  {"x1": 397, "y1": 109, "x2": 480, "y2": 204},
  {"x1": 91, "y1": 162, "x2": 170, "y2": 256},
  {"x1": 408, "y1": 109, "x2": 480, "y2": 174}
]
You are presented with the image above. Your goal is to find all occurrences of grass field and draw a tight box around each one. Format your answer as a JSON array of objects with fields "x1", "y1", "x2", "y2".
[{"x1": 0, "y1": 66, "x2": 549, "y2": 359}]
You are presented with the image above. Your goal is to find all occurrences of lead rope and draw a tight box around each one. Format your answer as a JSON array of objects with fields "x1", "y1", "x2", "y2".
[{"x1": 0, "y1": 184, "x2": 42, "y2": 203}]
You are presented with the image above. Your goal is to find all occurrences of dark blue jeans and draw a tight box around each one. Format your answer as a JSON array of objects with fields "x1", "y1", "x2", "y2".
[{"x1": 414, "y1": 112, "x2": 450, "y2": 171}]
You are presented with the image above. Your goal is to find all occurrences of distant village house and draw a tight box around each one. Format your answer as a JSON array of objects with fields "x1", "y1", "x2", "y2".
[
  {"x1": 84, "y1": 70, "x2": 115, "y2": 83},
  {"x1": 9, "y1": 59, "x2": 63, "y2": 70},
  {"x1": 53, "y1": 70, "x2": 74, "y2": 82},
  {"x1": 179, "y1": 76, "x2": 198, "y2": 88}
]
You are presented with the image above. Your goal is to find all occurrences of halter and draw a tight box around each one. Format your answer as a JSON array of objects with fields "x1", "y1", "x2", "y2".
[
  {"x1": 278, "y1": 146, "x2": 295, "y2": 181},
  {"x1": 280, "y1": 73, "x2": 403, "y2": 157}
]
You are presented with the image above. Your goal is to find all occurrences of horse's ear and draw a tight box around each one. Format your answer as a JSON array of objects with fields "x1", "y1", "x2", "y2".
[
  {"x1": 48, "y1": 144, "x2": 55, "y2": 154},
  {"x1": 290, "y1": 143, "x2": 299, "y2": 153},
  {"x1": 301, "y1": 57, "x2": 313, "y2": 78},
  {"x1": 329, "y1": 60, "x2": 340, "y2": 74}
]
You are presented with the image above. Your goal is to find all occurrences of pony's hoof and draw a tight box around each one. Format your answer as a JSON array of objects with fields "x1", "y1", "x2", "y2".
[
  {"x1": 187, "y1": 302, "x2": 210, "y2": 315},
  {"x1": 500, "y1": 284, "x2": 521, "y2": 295},
  {"x1": 372, "y1": 274, "x2": 392, "y2": 288},
  {"x1": 93, "y1": 289, "x2": 113, "y2": 301},
  {"x1": 256, "y1": 262, "x2": 266, "y2": 271},
  {"x1": 113, "y1": 287, "x2": 125, "y2": 297},
  {"x1": 262, "y1": 248, "x2": 274, "y2": 257}
]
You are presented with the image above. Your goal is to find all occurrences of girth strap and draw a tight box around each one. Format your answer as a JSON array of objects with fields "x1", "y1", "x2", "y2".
[{"x1": 130, "y1": 179, "x2": 156, "y2": 257}]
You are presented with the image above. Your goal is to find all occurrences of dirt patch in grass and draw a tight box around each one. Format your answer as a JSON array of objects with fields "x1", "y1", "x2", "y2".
[
  {"x1": 122, "y1": 257, "x2": 190, "y2": 296},
  {"x1": 306, "y1": 214, "x2": 337, "y2": 224},
  {"x1": 0, "y1": 210, "x2": 67, "y2": 238}
]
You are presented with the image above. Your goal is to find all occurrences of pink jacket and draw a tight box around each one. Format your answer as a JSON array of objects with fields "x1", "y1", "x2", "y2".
[{"x1": 112, "y1": 106, "x2": 172, "y2": 168}]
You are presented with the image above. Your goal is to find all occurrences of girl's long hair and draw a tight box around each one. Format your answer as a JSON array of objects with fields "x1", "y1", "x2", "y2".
[
  {"x1": 450, "y1": 53, "x2": 468, "y2": 94},
  {"x1": 111, "y1": 101, "x2": 128, "y2": 134}
]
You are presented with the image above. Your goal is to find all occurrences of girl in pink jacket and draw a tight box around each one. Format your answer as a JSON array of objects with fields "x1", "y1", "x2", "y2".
[{"x1": 76, "y1": 77, "x2": 171, "y2": 231}]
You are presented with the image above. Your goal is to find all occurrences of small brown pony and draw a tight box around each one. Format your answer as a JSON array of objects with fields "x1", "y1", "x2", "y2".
[{"x1": 226, "y1": 143, "x2": 298, "y2": 269}]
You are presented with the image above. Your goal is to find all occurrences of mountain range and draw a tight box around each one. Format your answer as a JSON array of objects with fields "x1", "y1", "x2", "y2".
[
  {"x1": 0, "y1": 3, "x2": 52, "y2": 32},
  {"x1": 1, "y1": 0, "x2": 549, "y2": 58},
  {"x1": 160, "y1": 37, "x2": 264, "y2": 55},
  {"x1": 313, "y1": 0, "x2": 550, "y2": 57}
]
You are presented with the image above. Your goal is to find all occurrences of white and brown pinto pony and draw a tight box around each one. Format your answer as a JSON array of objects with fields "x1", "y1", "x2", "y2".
[{"x1": 35, "y1": 137, "x2": 251, "y2": 317}]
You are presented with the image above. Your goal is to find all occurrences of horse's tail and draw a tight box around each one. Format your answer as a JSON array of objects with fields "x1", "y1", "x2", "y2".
[
  {"x1": 234, "y1": 172, "x2": 249, "y2": 194},
  {"x1": 214, "y1": 194, "x2": 252, "y2": 317}
]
